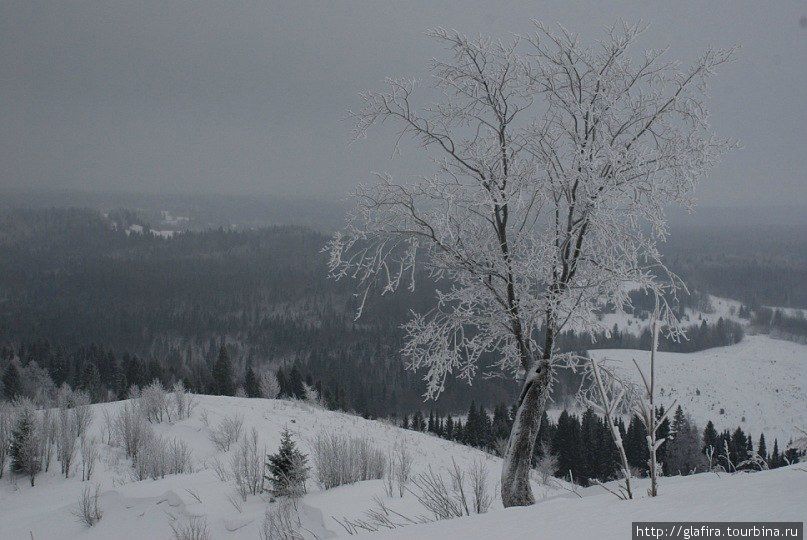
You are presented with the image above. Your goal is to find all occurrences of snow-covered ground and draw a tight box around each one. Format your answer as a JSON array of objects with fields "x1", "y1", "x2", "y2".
[
  {"x1": 0, "y1": 396, "x2": 551, "y2": 539},
  {"x1": 588, "y1": 334, "x2": 807, "y2": 444},
  {"x1": 1, "y1": 393, "x2": 805, "y2": 539},
  {"x1": 372, "y1": 466, "x2": 807, "y2": 540}
]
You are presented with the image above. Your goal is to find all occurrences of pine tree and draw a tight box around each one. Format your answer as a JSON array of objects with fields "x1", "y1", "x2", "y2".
[
  {"x1": 552, "y1": 410, "x2": 583, "y2": 481},
  {"x1": 212, "y1": 345, "x2": 235, "y2": 396},
  {"x1": 265, "y1": 428, "x2": 309, "y2": 497},
  {"x1": 244, "y1": 365, "x2": 260, "y2": 398},
  {"x1": 757, "y1": 433, "x2": 767, "y2": 460},
  {"x1": 702, "y1": 421, "x2": 719, "y2": 455},
  {"x1": 770, "y1": 439, "x2": 780, "y2": 469},
  {"x1": 444, "y1": 416, "x2": 454, "y2": 440},
  {"x1": 287, "y1": 367, "x2": 305, "y2": 400},
  {"x1": 2, "y1": 362, "x2": 21, "y2": 401}
]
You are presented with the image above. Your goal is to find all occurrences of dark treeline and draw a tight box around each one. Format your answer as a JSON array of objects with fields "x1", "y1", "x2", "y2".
[
  {"x1": 401, "y1": 402, "x2": 802, "y2": 486},
  {"x1": 0, "y1": 207, "x2": 788, "y2": 418}
]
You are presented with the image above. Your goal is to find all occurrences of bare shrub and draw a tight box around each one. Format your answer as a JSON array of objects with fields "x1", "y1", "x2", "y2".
[
  {"x1": 467, "y1": 459, "x2": 492, "y2": 514},
  {"x1": 231, "y1": 427, "x2": 263, "y2": 500},
  {"x1": 210, "y1": 456, "x2": 230, "y2": 482},
  {"x1": 72, "y1": 484, "x2": 102, "y2": 527},
  {"x1": 259, "y1": 498, "x2": 302, "y2": 540},
  {"x1": 534, "y1": 443, "x2": 558, "y2": 485},
  {"x1": 408, "y1": 459, "x2": 491, "y2": 520},
  {"x1": 80, "y1": 435, "x2": 99, "y2": 481},
  {"x1": 393, "y1": 439, "x2": 412, "y2": 497},
  {"x1": 208, "y1": 414, "x2": 243, "y2": 452},
  {"x1": 72, "y1": 391, "x2": 93, "y2": 439},
  {"x1": 170, "y1": 515, "x2": 210, "y2": 540},
  {"x1": 310, "y1": 431, "x2": 386, "y2": 489},
  {"x1": 114, "y1": 402, "x2": 149, "y2": 459}
]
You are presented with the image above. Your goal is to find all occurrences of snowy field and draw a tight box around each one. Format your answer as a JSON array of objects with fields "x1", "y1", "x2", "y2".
[
  {"x1": 588, "y1": 334, "x2": 807, "y2": 444},
  {"x1": 0, "y1": 396, "x2": 551, "y2": 539}
]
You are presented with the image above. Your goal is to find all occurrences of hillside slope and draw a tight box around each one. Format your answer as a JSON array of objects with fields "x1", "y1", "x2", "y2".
[
  {"x1": 0, "y1": 396, "x2": 552, "y2": 539},
  {"x1": 588, "y1": 335, "x2": 807, "y2": 443}
]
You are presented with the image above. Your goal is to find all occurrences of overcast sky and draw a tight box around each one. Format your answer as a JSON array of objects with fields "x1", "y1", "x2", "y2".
[{"x1": 1, "y1": 0, "x2": 805, "y2": 207}]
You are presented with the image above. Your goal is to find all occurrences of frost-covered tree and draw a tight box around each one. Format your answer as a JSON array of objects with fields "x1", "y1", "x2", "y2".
[
  {"x1": 259, "y1": 370, "x2": 281, "y2": 399},
  {"x1": 328, "y1": 21, "x2": 734, "y2": 506},
  {"x1": 10, "y1": 402, "x2": 42, "y2": 486}
]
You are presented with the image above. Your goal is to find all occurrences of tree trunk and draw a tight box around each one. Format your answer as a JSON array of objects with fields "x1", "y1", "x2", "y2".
[{"x1": 500, "y1": 358, "x2": 552, "y2": 507}]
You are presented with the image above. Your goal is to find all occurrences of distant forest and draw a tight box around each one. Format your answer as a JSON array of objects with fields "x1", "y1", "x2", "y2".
[{"x1": 0, "y1": 207, "x2": 801, "y2": 415}]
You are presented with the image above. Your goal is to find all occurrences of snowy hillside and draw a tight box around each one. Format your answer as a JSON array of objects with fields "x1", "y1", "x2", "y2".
[
  {"x1": 0, "y1": 396, "x2": 553, "y2": 539},
  {"x1": 588, "y1": 335, "x2": 807, "y2": 443},
  {"x1": 372, "y1": 466, "x2": 807, "y2": 540}
]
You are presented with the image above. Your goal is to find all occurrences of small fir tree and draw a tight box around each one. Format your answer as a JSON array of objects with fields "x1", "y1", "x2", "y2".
[{"x1": 264, "y1": 428, "x2": 309, "y2": 497}]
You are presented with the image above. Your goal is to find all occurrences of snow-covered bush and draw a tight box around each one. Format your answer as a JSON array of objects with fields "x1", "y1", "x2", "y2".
[
  {"x1": 172, "y1": 381, "x2": 197, "y2": 420},
  {"x1": 170, "y1": 515, "x2": 210, "y2": 540},
  {"x1": 57, "y1": 407, "x2": 78, "y2": 478},
  {"x1": 231, "y1": 427, "x2": 263, "y2": 500},
  {"x1": 310, "y1": 431, "x2": 386, "y2": 489},
  {"x1": 208, "y1": 414, "x2": 243, "y2": 452},
  {"x1": 132, "y1": 432, "x2": 194, "y2": 481},
  {"x1": 72, "y1": 484, "x2": 102, "y2": 527},
  {"x1": 141, "y1": 380, "x2": 170, "y2": 423}
]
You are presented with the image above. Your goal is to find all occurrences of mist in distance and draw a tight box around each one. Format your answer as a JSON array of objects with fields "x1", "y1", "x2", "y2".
[{"x1": 1, "y1": 0, "x2": 805, "y2": 214}]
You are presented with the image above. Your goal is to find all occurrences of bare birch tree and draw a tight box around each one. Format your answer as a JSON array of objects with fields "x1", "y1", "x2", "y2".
[{"x1": 328, "y1": 21, "x2": 734, "y2": 506}]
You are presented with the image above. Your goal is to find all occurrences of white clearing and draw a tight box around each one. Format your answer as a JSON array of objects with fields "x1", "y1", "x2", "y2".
[{"x1": 588, "y1": 334, "x2": 807, "y2": 444}]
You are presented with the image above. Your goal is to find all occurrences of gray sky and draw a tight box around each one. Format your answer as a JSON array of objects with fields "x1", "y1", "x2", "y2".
[{"x1": 1, "y1": 0, "x2": 805, "y2": 207}]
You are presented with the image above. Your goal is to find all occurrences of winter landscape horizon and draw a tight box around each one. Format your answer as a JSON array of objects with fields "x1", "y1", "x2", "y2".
[{"x1": 1, "y1": 1, "x2": 805, "y2": 539}]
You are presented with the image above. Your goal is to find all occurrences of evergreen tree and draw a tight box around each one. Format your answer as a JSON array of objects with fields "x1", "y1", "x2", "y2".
[
  {"x1": 731, "y1": 427, "x2": 748, "y2": 465},
  {"x1": 244, "y1": 365, "x2": 260, "y2": 398},
  {"x1": 401, "y1": 414, "x2": 409, "y2": 430},
  {"x1": 2, "y1": 362, "x2": 21, "y2": 401},
  {"x1": 264, "y1": 428, "x2": 309, "y2": 497},
  {"x1": 552, "y1": 410, "x2": 583, "y2": 482},
  {"x1": 444, "y1": 416, "x2": 454, "y2": 440},
  {"x1": 757, "y1": 433, "x2": 767, "y2": 460},
  {"x1": 212, "y1": 345, "x2": 235, "y2": 396},
  {"x1": 287, "y1": 367, "x2": 305, "y2": 400},
  {"x1": 770, "y1": 439, "x2": 780, "y2": 469},
  {"x1": 626, "y1": 415, "x2": 649, "y2": 473},
  {"x1": 702, "y1": 421, "x2": 719, "y2": 455}
]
